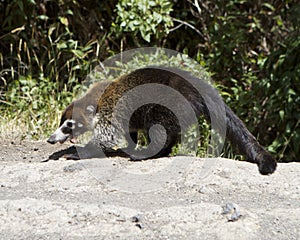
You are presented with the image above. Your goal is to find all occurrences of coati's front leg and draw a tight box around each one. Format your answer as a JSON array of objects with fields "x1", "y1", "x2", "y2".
[
  {"x1": 50, "y1": 142, "x2": 130, "y2": 160},
  {"x1": 46, "y1": 144, "x2": 104, "y2": 160}
]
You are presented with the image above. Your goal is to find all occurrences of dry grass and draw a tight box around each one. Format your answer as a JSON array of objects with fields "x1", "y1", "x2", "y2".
[
  {"x1": 0, "y1": 110, "x2": 62, "y2": 144},
  {"x1": 0, "y1": 117, "x2": 30, "y2": 143}
]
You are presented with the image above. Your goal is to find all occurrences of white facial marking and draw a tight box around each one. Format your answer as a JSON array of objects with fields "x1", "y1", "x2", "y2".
[
  {"x1": 86, "y1": 105, "x2": 95, "y2": 113},
  {"x1": 50, "y1": 125, "x2": 69, "y2": 143},
  {"x1": 77, "y1": 123, "x2": 83, "y2": 128}
]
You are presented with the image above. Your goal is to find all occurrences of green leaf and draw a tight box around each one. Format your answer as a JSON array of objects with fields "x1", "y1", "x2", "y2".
[
  {"x1": 288, "y1": 89, "x2": 296, "y2": 95},
  {"x1": 37, "y1": 15, "x2": 49, "y2": 20},
  {"x1": 57, "y1": 42, "x2": 67, "y2": 49},
  {"x1": 66, "y1": 9, "x2": 73, "y2": 15},
  {"x1": 141, "y1": 32, "x2": 151, "y2": 42},
  {"x1": 71, "y1": 49, "x2": 84, "y2": 58},
  {"x1": 279, "y1": 110, "x2": 284, "y2": 120},
  {"x1": 16, "y1": 0, "x2": 24, "y2": 11},
  {"x1": 59, "y1": 17, "x2": 69, "y2": 27},
  {"x1": 262, "y1": 3, "x2": 275, "y2": 11}
]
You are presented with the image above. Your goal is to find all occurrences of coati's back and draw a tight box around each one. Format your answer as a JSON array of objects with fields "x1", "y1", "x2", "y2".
[{"x1": 96, "y1": 68, "x2": 209, "y2": 121}]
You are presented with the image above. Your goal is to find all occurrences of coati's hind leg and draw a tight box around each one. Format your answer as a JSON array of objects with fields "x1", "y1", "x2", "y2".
[
  {"x1": 126, "y1": 126, "x2": 177, "y2": 160},
  {"x1": 148, "y1": 106, "x2": 181, "y2": 159},
  {"x1": 127, "y1": 105, "x2": 180, "y2": 160}
]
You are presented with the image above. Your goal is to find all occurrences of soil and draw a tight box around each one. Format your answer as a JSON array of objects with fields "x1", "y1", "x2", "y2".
[{"x1": 0, "y1": 140, "x2": 299, "y2": 240}]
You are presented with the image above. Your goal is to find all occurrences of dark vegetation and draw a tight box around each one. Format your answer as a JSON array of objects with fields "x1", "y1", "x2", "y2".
[{"x1": 0, "y1": 0, "x2": 299, "y2": 162}]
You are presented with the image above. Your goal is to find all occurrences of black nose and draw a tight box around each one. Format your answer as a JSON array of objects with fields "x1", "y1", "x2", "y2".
[{"x1": 47, "y1": 137, "x2": 56, "y2": 144}]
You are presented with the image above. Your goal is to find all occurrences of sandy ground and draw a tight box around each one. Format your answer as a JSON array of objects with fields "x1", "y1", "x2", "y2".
[{"x1": 0, "y1": 140, "x2": 299, "y2": 240}]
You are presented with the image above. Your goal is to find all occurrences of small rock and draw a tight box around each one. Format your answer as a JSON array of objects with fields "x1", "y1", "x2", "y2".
[
  {"x1": 228, "y1": 209, "x2": 242, "y2": 222},
  {"x1": 135, "y1": 223, "x2": 144, "y2": 229},
  {"x1": 198, "y1": 186, "x2": 208, "y2": 194},
  {"x1": 222, "y1": 203, "x2": 236, "y2": 214},
  {"x1": 63, "y1": 163, "x2": 84, "y2": 172},
  {"x1": 222, "y1": 202, "x2": 242, "y2": 222},
  {"x1": 131, "y1": 214, "x2": 143, "y2": 223}
]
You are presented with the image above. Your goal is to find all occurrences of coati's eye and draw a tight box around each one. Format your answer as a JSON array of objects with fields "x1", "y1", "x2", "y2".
[{"x1": 66, "y1": 120, "x2": 75, "y2": 129}]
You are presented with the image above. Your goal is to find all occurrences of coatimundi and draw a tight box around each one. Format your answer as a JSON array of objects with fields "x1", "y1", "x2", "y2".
[{"x1": 47, "y1": 67, "x2": 277, "y2": 175}]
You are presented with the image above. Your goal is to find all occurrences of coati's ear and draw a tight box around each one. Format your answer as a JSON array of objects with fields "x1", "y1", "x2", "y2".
[{"x1": 86, "y1": 105, "x2": 96, "y2": 114}]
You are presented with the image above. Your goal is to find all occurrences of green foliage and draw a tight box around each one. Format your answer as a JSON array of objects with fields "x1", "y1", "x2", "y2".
[
  {"x1": 260, "y1": 36, "x2": 300, "y2": 161},
  {"x1": 179, "y1": 0, "x2": 300, "y2": 162},
  {"x1": 1, "y1": 0, "x2": 299, "y2": 162},
  {"x1": 112, "y1": 0, "x2": 173, "y2": 43},
  {"x1": 0, "y1": 0, "x2": 112, "y2": 85}
]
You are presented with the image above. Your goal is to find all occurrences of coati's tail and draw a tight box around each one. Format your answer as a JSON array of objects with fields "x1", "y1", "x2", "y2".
[{"x1": 225, "y1": 105, "x2": 277, "y2": 175}]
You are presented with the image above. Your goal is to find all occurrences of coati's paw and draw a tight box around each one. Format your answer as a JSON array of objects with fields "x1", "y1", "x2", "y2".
[
  {"x1": 47, "y1": 146, "x2": 78, "y2": 160},
  {"x1": 62, "y1": 153, "x2": 81, "y2": 160},
  {"x1": 258, "y1": 153, "x2": 277, "y2": 175},
  {"x1": 129, "y1": 155, "x2": 144, "y2": 161}
]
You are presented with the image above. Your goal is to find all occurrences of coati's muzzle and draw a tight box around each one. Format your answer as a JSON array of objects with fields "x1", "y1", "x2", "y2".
[
  {"x1": 47, "y1": 128, "x2": 71, "y2": 144},
  {"x1": 47, "y1": 119, "x2": 83, "y2": 144}
]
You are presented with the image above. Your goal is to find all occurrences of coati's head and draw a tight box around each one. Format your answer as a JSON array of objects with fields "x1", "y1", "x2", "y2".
[
  {"x1": 47, "y1": 101, "x2": 96, "y2": 144},
  {"x1": 47, "y1": 81, "x2": 112, "y2": 145}
]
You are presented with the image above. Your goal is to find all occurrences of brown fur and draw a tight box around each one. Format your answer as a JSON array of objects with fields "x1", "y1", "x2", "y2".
[
  {"x1": 60, "y1": 80, "x2": 112, "y2": 134},
  {"x1": 49, "y1": 67, "x2": 277, "y2": 175}
]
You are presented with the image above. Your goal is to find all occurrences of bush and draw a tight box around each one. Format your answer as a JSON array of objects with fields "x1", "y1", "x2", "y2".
[
  {"x1": 112, "y1": 0, "x2": 173, "y2": 43},
  {"x1": 261, "y1": 36, "x2": 300, "y2": 161},
  {"x1": 1, "y1": 0, "x2": 299, "y2": 162}
]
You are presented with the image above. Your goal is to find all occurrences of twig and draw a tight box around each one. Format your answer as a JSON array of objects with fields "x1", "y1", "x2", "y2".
[
  {"x1": 169, "y1": 23, "x2": 184, "y2": 32},
  {"x1": 171, "y1": 17, "x2": 204, "y2": 38}
]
